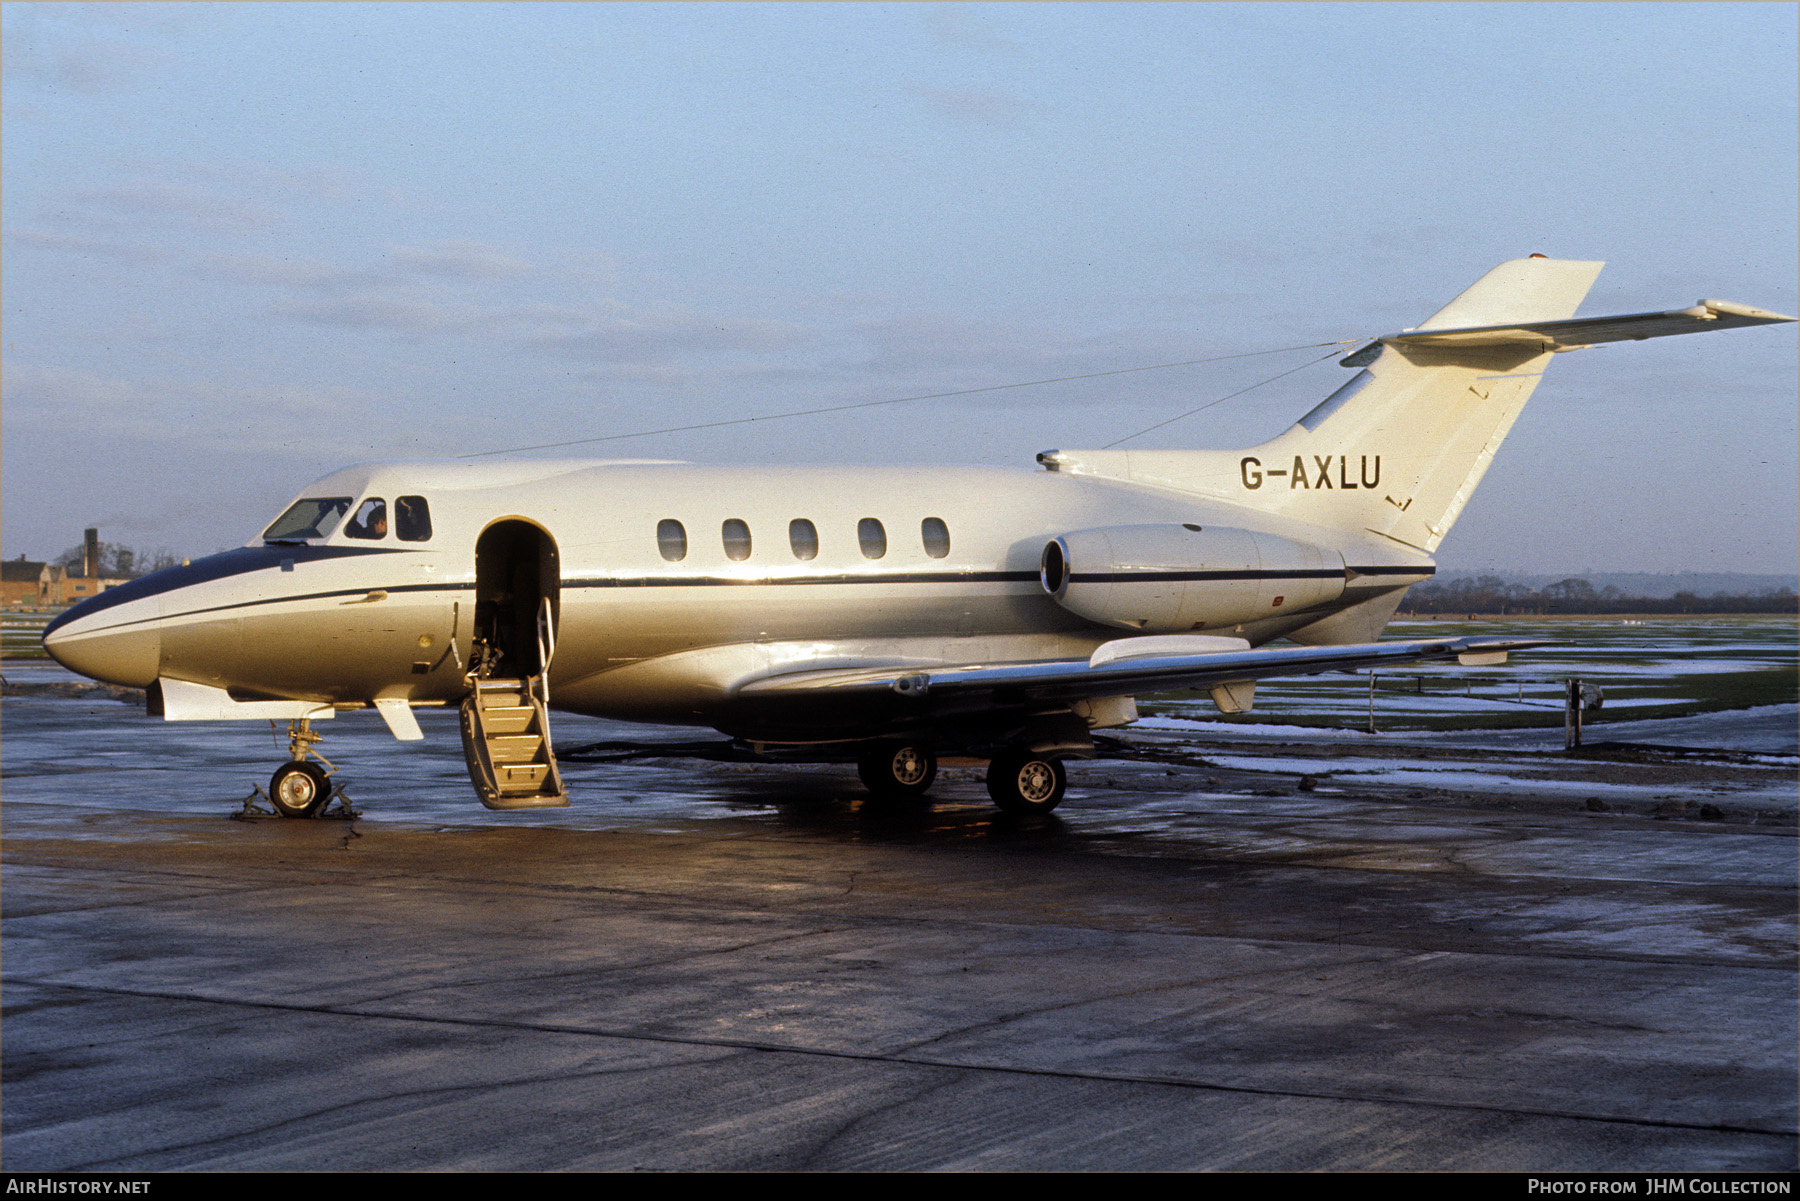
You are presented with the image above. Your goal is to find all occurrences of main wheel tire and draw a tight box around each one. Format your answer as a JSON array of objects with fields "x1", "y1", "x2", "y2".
[
  {"x1": 986, "y1": 752, "x2": 1066, "y2": 814},
  {"x1": 857, "y1": 742, "x2": 938, "y2": 799},
  {"x1": 270, "y1": 760, "x2": 331, "y2": 818}
]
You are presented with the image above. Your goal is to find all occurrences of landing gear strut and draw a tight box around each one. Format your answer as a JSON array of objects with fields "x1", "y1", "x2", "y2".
[
  {"x1": 986, "y1": 750, "x2": 1066, "y2": 814},
  {"x1": 857, "y1": 741, "x2": 937, "y2": 800},
  {"x1": 266, "y1": 718, "x2": 341, "y2": 818}
]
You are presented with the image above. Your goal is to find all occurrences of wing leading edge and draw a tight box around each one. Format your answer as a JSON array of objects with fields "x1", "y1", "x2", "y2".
[{"x1": 736, "y1": 636, "x2": 1551, "y2": 704}]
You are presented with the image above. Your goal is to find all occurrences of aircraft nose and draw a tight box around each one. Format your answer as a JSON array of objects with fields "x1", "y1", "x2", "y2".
[{"x1": 42, "y1": 606, "x2": 162, "y2": 688}]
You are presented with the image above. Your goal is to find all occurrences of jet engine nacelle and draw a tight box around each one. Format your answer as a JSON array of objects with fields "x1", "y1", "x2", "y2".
[{"x1": 1040, "y1": 523, "x2": 1345, "y2": 632}]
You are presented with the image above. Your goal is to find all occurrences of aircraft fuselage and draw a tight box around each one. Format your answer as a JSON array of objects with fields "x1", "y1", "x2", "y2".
[{"x1": 45, "y1": 458, "x2": 1429, "y2": 741}]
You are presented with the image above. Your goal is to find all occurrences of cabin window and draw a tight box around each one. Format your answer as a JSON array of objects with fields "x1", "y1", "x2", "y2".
[
  {"x1": 858, "y1": 518, "x2": 886, "y2": 560},
  {"x1": 789, "y1": 519, "x2": 818, "y2": 561},
  {"x1": 921, "y1": 517, "x2": 950, "y2": 559},
  {"x1": 722, "y1": 519, "x2": 752, "y2": 561},
  {"x1": 396, "y1": 496, "x2": 432, "y2": 542},
  {"x1": 343, "y1": 498, "x2": 388, "y2": 540},
  {"x1": 657, "y1": 519, "x2": 688, "y2": 562},
  {"x1": 262, "y1": 497, "x2": 352, "y2": 543}
]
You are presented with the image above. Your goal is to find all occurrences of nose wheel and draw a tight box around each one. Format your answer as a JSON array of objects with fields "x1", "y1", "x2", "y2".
[
  {"x1": 245, "y1": 718, "x2": 349, "y2": 819},
  {"x1": 270, "y1": 760, "x2": 332, "y2": 817}
]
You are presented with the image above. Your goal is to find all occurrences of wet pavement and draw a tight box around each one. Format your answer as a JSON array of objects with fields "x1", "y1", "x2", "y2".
[{"x1": 2, "y1": 675, "x2": 1795, "y2": 1170}]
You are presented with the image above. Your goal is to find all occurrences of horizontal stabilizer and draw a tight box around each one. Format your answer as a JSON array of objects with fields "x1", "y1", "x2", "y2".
[{"x1": 1358, "y1": 298, "x2": 1796, "y2": 359}]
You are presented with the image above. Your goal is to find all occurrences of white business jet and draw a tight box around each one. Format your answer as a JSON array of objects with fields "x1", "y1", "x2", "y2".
[{"x1": 42, "y1": 258, "x2": 1795, "y2": 817}]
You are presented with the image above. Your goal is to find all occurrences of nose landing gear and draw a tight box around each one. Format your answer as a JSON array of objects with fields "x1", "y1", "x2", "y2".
[
  {"x1": 242, "y1": 718, "x2": 353, "y2": 819},
  {"x1": 270, "y1": 759, "x2": 331, "y2": 817}
]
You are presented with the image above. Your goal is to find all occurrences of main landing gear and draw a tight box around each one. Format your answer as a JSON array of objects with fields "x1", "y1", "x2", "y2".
[
  {"x1": 857, "y1": 741, "x2": 937, "y2": 801},
  {"x1": 854, "y1": 740, "x2": 1068, "y2": 815},
  {"x1": 985, "y1": 750, "x2": 1067, "y2": 815},
  {"x1": 259, "y1": 718, "x2": 346, "y2": 818}
]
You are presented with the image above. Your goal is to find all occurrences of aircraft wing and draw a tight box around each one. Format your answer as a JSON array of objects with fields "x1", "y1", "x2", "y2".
[
  {"x1": 1361, "y1": 298, "x2": 1796, "y2": 357},
  {"x1": 736, "y1": 636, "x2": 1550, "y2": 704}
]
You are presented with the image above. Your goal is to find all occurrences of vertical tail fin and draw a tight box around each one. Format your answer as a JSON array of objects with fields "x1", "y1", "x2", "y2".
[
  {"x1": 1245, "y1": 257, "x2": 1605, "y2": 551},
  {"x1": 1411, "y1": 257, "x2": 1605, "y2": 331},
  {"x1": 1043, "y1": 258, "x2": 1606, "y2": 552}
]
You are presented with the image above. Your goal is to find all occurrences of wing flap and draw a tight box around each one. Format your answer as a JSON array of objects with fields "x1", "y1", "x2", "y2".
[{"x1": 736, "y1": 636, "x2": 1551, "y2": 702}]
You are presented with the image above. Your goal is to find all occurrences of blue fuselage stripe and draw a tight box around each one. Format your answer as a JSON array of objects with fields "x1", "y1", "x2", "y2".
[{"x1": 42, "y1": 545, "x2": 415, "y2": 636}]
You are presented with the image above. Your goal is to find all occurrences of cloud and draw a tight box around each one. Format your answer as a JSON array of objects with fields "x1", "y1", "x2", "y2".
[
  {"x1": 16, "y1": 168, "x2": 295, "y2": 269},
  {"x1": 1, "y1": 360, "x2": 442, "y2": 461},
  {"x1": 390, "y1": 240, "x2": 535, "y2": 279},
  {"x1": 906, "y1": 83, "x2": 1030, "y2": 128},
  {"x1": 157, "y1": 159, "x2": 365, "y2": 203},
  {"x1": 272, "y1": 294, "x2": 481, "y2": 334},
  {"x1": 6, "y1": 228, "x2": 166, "y2": 264},
  {"x1": 191, "y1": 239, "x2": 546, "y2": 302},
  {"x1": 175, "y1": 234, "x2": 801, "y2": 365},
  {"x1": 200, "y1": 241, "x2": 533, "y2": 292},
  {"x1": 2, "y1": 3, "x2": 209, "y2": 95},
  {"x1": 200, "y1": 253, "x2": 382, "y2": 291},
  {"x1": 1, "y1": 27, "x2": 174, "y2": 94},
  {"x1": 562, "y1": 358, "x2": 837, "y2": 392},
  {"x1": 923, "y1": 6, "x2": 1022, "y2": 56},
  {"x1": 3, "y1": 364, "x2": 140, "y2": 416},
  {"x1": 63, "y1": 180, "x2": 279, "y2": 233},
  {"x1": 267, "y1": 287, "x2": 811, "y2": 363},
  {"x1": 848, "y1": 312, "x2": 1134, "y2": 383},
  {"x1": 522, "y1": 301, "x2": 810, "y2": 361}
]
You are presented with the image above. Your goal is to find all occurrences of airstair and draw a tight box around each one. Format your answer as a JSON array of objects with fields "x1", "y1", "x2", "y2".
[{"x1": 459, "y1": 598, "x2": 568, "y2": 809}]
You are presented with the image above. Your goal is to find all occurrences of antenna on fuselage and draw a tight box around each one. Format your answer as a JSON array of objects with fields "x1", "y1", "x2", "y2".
[
  {"x1": 462, "y1": 339, "x2": 1359, "y2": 458},
  {"x1": 1102, "y1": 346, "x2": 1350, "y2": 448}
]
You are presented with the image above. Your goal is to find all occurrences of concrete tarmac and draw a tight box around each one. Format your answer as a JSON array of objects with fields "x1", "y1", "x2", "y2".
[{"x1": 2, "y1": 691, "x2": 1795, "y2": 1171}]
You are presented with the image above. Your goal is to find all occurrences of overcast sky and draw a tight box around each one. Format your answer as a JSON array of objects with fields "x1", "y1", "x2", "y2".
[{"x1": 4, "y1": 2, "x2": 1795, "y2": 574}]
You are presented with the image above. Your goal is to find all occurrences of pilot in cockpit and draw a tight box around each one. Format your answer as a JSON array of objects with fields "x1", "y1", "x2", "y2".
[{"x1": 343, "y1": 498, "x2": 388, "y2": 540}]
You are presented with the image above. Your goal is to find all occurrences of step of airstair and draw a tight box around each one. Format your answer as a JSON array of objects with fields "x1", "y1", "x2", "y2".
[{"x1": 459, "y1": 676, "x2": 568, "y2": 809}]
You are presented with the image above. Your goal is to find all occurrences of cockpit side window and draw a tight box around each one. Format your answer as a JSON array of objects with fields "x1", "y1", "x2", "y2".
[
  {"x1": 263, "y1": 497, "x2": 353, "y2": 543},
  {"x1": 344, "y1": 498, "x2": 389, "y2": 540},
  {"x1": 395, "y1": 496, "x2": 432, "y2": 542}
]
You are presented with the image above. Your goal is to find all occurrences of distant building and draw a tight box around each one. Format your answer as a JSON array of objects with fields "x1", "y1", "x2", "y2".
[
  {"x1": 1, "y1": 556, "x2": 48, "y2": 607},
  {"x1": 10, "y1": 530, "x2": 143, "y2": 606},
  {"x1": 38, "y1": 563, "x2": 129, "y2": 606}
]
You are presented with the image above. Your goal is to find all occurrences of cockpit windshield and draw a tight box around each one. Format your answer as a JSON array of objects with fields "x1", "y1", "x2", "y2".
[{"x1": 262, "y1": 497, "x2": 353, "y2": 543}]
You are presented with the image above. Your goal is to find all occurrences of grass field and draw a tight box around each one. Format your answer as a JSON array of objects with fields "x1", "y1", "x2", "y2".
[
  {"x1": 1, "y1": 609, "x2": 56, "y2": 662},
  {"x1": 1140, "y1": 616, "x2": 1798, "y2": 731}
]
